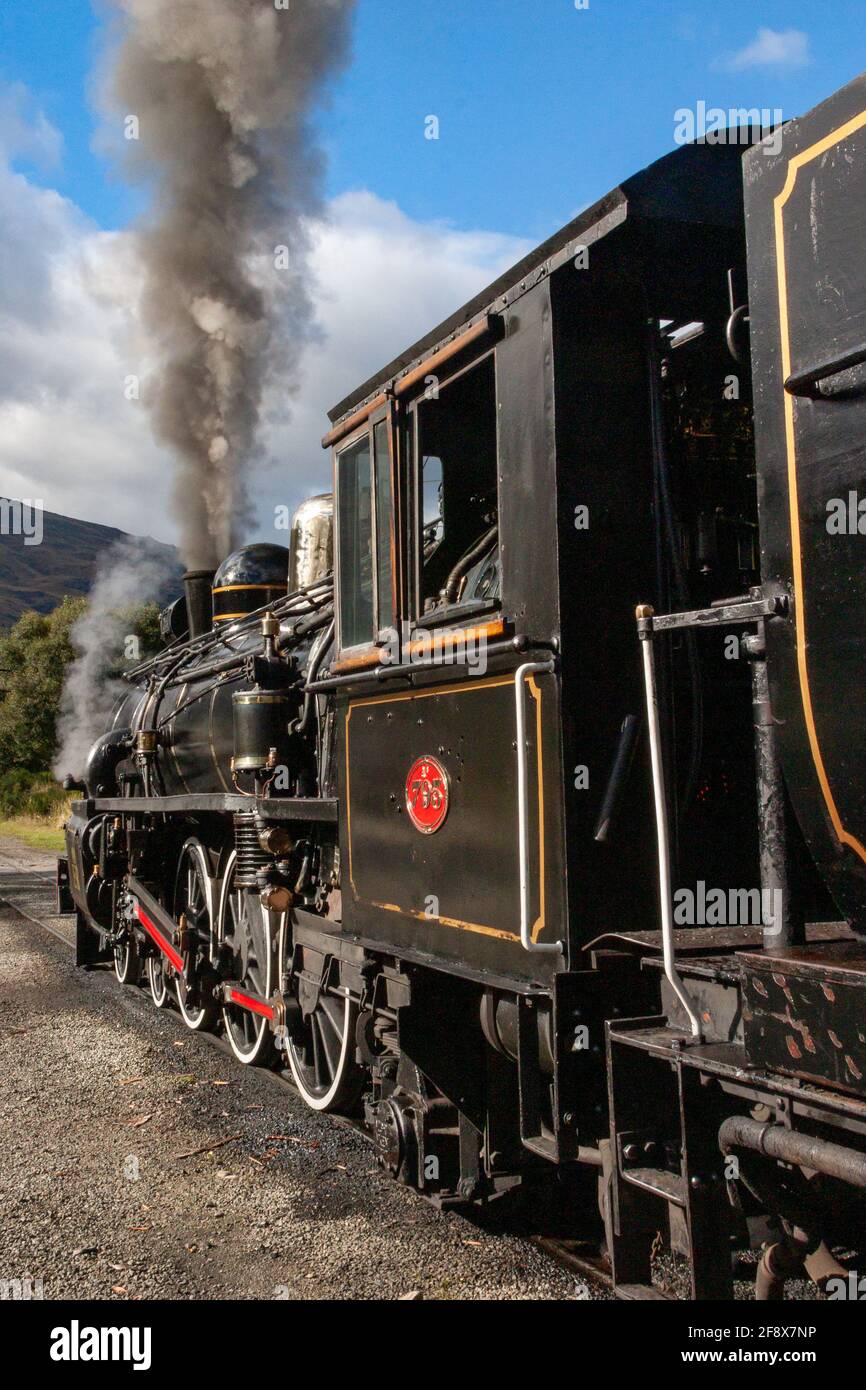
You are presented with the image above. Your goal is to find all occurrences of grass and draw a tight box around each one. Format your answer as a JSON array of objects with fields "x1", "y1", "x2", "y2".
[
  {"x1": 0, "y1": 816, "x2": 67, "y2": 853},
  {"x1": 0, "y1": 789, "x2": 72, "y2": 850},
  {"x1": 0, "y1": 774, "x2": 73, "y2": 856}
]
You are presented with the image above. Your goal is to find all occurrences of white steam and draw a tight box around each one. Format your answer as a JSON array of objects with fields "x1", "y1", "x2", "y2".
[{"x1": 53, "y1": 540, "x2": 174, "y2": 781}]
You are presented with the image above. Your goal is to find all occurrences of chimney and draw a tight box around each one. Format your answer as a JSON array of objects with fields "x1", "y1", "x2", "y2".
[{"x1": 183, "y1": 569, "x2": 215, "y2": 638}]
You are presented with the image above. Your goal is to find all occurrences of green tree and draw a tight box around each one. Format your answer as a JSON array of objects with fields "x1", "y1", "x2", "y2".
[
  {"x1": 0, "y1": 598, "x2": 84, "y2": 774},
  {"x1": 0, "y1": 597, "x2": 161, "y2": 777}
]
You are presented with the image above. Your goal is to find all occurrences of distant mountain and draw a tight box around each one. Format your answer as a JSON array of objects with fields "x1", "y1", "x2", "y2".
[{"x1": 0, "y1": 501, "x2": 183, "y2": 630}]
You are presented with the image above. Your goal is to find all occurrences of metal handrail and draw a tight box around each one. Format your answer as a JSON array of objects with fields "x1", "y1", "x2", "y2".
[
  {"x1": 785, "y1": 341, "x2": 866, "y2": 398},
  {"x1": 515, "y1": 660, "x2": 560, "y2": 954},
  {"x1": 635, "y1": 607, "x2": 702, "y2": 1038}
]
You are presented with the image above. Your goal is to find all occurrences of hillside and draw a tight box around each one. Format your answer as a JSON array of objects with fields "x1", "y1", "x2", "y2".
[{"x1": 0, "y1": 501, "x2": 181, "y2": 629}]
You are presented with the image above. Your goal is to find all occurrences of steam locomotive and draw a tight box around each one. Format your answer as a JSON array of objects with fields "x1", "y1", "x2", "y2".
[{"x1": 59, "y1": 71, "x2": 866, "y2": 1300}]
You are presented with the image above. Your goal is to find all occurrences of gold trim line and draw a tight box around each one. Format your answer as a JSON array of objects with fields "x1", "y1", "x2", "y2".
[{"x1": 773, "y1": 105, "x2": 866, "y2": 864}]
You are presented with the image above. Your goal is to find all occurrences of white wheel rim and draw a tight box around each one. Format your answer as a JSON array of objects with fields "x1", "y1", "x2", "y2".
[
  {"x1": 286, "y1": 993, "x2": 355, "y2": 1111},
  {"x1": 175, "y1": 840, "x2": 213, "y2": 1030},
  {"x1": 147, "y1": 953, "x2": 168, "y2": 1007},
  {"x1": 277, "y1": 918, "x2": 357, "y2": 1111},
  {"x1": 114, "y1": 938, "x2": 135, "y2": 984},
  {"x1": 218, "y1": 850, "x2": 274, "y2": 1064},
  {"x1": 177, "y1": 992, "x2": 206, "y2": 1027}
]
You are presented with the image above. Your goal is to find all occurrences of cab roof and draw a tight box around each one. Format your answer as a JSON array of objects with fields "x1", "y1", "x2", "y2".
[{"x1": 326, "y1": 140, "x2": 749, "y2": 427}]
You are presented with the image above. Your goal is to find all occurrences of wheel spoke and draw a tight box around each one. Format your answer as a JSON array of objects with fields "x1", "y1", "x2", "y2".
[
  {"x1": 320, "y1": 996, "x2": 343, "y2": 1037},
  {"x1": 316, "y1": 1008, "x2": 341, "y2": 1080},
  {"x1": 219, "y1": 860, "x2": 272, "y2": 1063},
  {"x1": 173, "y1": 842, "x2": 217, "y2": 1030},
  {"x1": 310, "y1": 1014, "x2": 326, "y2": 1085},
  {"x1": 285, "y1": 986, "x2": 363, "y2": 1112}
]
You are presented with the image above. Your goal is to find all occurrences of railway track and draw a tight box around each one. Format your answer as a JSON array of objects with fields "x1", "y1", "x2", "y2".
[{"x1": 0, "y1": 857, "x2": 612, "y2": 1296}]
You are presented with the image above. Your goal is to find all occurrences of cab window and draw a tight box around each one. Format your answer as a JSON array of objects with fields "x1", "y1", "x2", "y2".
[
  {"x1": 336, "y1": 420, "x2": 395, "y2": 652},
  {"x1": 411, "y1": 354, "x2": 498, "y2": 617},
  {"x1": 337, "y1": 434, "x2": 373, "y2": 650},
  {"x1": 373, "y1": 419, "x2": 395, "y2": 633}
]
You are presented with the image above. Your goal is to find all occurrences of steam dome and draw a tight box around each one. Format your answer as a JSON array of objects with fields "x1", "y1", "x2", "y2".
[{"x1": 211, "y1": 543, "x2": 289, "y2": 625}]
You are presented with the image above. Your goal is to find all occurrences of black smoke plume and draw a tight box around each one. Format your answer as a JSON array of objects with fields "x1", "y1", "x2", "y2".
[{"x1": 105, "y1": 0, "x2": 354, "y2": 567}]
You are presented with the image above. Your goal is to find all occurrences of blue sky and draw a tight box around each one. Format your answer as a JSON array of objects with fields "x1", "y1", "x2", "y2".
[
  {"x1": 0, "y1": 2, "x2": 865, "y2": 545},
  {"x1": 3, "y1": 0, "x2": 866, "y2": 241}
]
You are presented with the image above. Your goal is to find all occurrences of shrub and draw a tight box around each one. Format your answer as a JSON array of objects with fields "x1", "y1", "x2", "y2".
[{"x1": 0, "y1": 770, "x2": 69, "y2": 820}]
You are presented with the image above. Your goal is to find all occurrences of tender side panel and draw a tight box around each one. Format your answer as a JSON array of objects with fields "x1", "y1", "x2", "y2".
[{"x1": 745, "y1": 71, "x2": 866, "y2": 929}]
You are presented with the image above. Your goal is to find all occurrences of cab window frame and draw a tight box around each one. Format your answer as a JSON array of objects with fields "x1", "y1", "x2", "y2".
[
  {"x1": 372, "y1": 412, "x2": 398, "y2": 640},
  {"x1": 333, "y1": 404, "x2": 399, "y2": 663},
  {"x1": 405, "y1": 348, "x2": 501, "y2": 628}
]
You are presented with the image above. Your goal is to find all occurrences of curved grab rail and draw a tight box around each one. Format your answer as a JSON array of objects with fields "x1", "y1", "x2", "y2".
[{"x1": 515, "y1": 660, "x2": 560, "y2": 955}]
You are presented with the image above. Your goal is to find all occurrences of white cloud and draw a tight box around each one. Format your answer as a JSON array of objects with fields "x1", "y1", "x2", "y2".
[
  {"x1": 0, "y1": 156, "x2": 173, "y2": 541},
  {"x1": 722, "y1": 27, "x2": 811, "y2": 72},
  {"x1": 0, "y1": 80, "x2": 63, "y2": 170},
  {"x1": 0, "y1": 93, "x2": 531, "y2": 554}
]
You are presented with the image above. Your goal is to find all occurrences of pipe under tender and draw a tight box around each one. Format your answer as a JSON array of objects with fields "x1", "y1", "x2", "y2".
[
  {"x1": 756, "y1": 1239, "x2": 846, "y2": 1300},
  {"x1": 720, "y1": 1114, "x2": 860, "y2": 1299},
  {"x1": 719, "y1": 1114, "x2": 866, "y2": 1190}
]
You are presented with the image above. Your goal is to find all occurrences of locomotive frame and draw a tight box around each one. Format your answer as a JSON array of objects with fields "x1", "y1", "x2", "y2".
[{"x1": 60, "y1": 70, "x2": 866, "y2": 1301}]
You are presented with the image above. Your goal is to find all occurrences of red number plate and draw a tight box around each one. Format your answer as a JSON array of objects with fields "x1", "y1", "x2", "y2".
[{"x1": 405, "y1": 756, "x2": 450, "y2": 834}]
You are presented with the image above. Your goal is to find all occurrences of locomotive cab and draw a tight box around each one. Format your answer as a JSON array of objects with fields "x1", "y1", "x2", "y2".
[{"x1": 323, "y1": 137, "x2": 772, "y2": 997}]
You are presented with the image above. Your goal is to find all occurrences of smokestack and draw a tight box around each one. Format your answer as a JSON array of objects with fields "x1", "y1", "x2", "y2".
[
  {"x1": 103, "y1": 0, "x2": 355, "y2": 569},
  {"x1": 183, "y1": 569, "x2": 215, "y2": 638}
]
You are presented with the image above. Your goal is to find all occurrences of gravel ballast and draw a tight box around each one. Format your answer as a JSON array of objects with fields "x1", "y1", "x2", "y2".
[{"x1": 0, "y1": 838, "x2": 590, "y2": 1302}]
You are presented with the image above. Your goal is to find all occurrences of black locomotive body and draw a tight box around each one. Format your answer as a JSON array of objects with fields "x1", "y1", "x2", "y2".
[{"x1": 60, "y1": 71, "x2": 866, "y2": 1299}]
